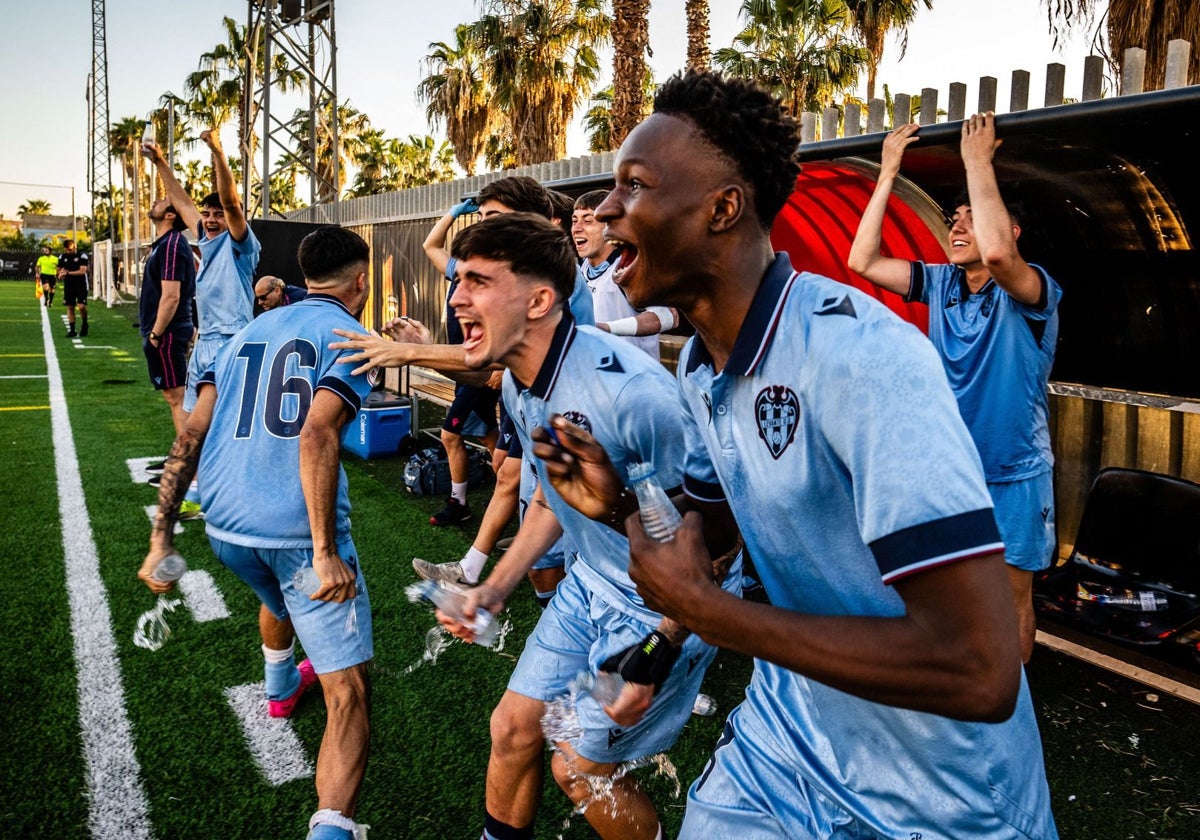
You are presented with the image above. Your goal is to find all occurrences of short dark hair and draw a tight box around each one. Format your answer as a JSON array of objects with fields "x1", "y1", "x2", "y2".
[
  {"x1": 653, "y1": 70, "x2": 801, "y2": 229},
  {"x1": 297, "y1": 226, "x2": 369, "y2": 284},
  {"x1": 574, "y1": 189, "x2": 610, "y2": 211},
  {"x1": 546, "y1": 189, "x2": 575, "y2": 233},
  {"x1": 451, "y1": 213, "x2": 576, "y2": 308},
  {"x1": 477, "y1": 176, "x2": 553, "y2": 218},
  {"x1": 952, "y1": 190, "x2": 1024, "y2": 227},
  {"x1": 165, "y1": 206, "x2": 188, "y2": 232},
  {"x1": 200, "y1": 192, "x2": 222, "y2": 210}
]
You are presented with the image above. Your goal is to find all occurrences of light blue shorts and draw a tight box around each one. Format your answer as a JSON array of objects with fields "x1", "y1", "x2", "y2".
[
  {"x1": 680, "y1": 716, "x2": 882, "y2": 840},
  {"x1": 989, "y1": 472, "x2": 1056, "y2": 572},
  {"x1": 507, "y1": 568, "x2": 715, "y2": 764},
  {"x1": 184, "y1": 333, "x2": 232, "y2": 412},
  {"x1": 207, "y1": 535, "x2": 374, "y2": 674}
]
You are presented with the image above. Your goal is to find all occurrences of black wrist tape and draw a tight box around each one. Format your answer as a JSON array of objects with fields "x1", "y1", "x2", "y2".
[{"x1": 600, "y1": 630, "x2": 681, "y2": 694}]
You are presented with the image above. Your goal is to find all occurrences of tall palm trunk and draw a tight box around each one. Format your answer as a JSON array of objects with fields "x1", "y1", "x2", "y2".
[
  {"x1": 686, "y1": 0, "x2": 711, "y2": 71},
  {"x1": 612, "y1": 0, "x2": 650, "y2": 146}
]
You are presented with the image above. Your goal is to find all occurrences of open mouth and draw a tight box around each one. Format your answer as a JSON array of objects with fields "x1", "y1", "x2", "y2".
[
  {"x1": 609, "y1": 240, "x2": 639, "y2": 286},
  {"x1": 458, "y1": 316, "x2": 484, "y2": 354}
]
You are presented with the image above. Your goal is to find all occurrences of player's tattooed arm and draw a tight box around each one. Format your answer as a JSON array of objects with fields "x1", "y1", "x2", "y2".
[{"x1": 150, "y1": 433, "x2": 203, "y2": 543}]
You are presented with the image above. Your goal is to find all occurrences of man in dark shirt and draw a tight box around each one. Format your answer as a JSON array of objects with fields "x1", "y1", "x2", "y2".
[
  {"x1": 57, "y1": 239, "x2": 90, "y2": 337},
  {"x1": 254, "y1": 275, "x2": 308, "y2": 312},
  {"x1": 139, "y1": 200, "x2": 196, "y2": 437}
]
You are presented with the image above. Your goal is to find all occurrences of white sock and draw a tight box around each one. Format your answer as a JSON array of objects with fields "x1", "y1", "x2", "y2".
[
  {"x1": 451, "y1": 481, "x2": 469, "y2": 504},
  {"x1": 262, "y1": 642, "x2": 294, "y2": 664},
  {"x1": 460, "y1": 546, "x2": 489, "y2": 582}
]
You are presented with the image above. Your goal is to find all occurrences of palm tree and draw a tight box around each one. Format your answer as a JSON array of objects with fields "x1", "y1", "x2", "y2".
[
  {"x1": 1043, "y1": 0, "x2": 1200, "y2": 92},
  {"x1": 715, "y1": 0, "x2": 868, "y2": 117},
  {"x1": 611, "y1": 0, "x2": 650, "y2": 146},
  {"x1": 686, "y1": 0, "x2": 711, "y2": 71},
  {"x1": 418, "y1": 25, "x2": 493, "y2": 176},
  {"x1": 844, "y1": 0, "x2": 932, "y2": 101},
  {"x1": 18, "y1": 199, "x2": 52, "y2": 217},
  {"x1": 471, "y1": 0, "x2": 610, "y2": 166},
  {"x1": 286, "y1": 101, "x2": 371, "y2": 202},
  {"x1": 109, "y1": 116, "x2": 150, "y2": 240},
  {"x1": 583, "y1": 72, "x2": 656, "y2": 152}
]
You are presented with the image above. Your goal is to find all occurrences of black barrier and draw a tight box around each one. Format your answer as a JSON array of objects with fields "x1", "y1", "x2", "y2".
[{"x1": 0, "y1": 250, "x2": 39, "y2": 280}]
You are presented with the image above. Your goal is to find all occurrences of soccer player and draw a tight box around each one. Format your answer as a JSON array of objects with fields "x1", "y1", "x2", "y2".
[
  {"x1": 847, "y1": 115, "x2": 1061, "y2": 663},
  {"x1": 139, "y1": 226, "x2": 374, "y2": 840},
  {"x1": 437, "y1": 212, "x2": 740, "y2": 840},
  {"x1": 572, "y1": 190, "x2": 677, "y2": 358},
  {"x1": 57, "y1": 239, "x2": 89, "y2": 337},
  {"x1": 545, "y1": 70, "x2": 1058, "y2": 839},
  {"x1": 143, "y1": 128, "x2": 261, "y2": 415}
]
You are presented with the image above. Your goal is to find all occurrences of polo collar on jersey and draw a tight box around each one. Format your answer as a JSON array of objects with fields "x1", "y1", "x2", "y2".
[
  {"x1": 685, "y1": 252, "x2": 797, "y2": 377},
  {"x1": 957, "y1": 266, "x2": 995, "y2": 298},
  {"x1": 515, "y1": 311, "x2": 577, "y2": 399},
  {"x1": 304, "y1": 292, "x2": 354, "y2": 316}
]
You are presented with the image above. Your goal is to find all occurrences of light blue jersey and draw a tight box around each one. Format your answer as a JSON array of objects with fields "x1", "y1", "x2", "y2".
[
  {"x1": 197, "y1": 294, "x2": 372, "y2": 549},
  {"x1": 910, "y1": 261, "x2": 1060, "y2": 482},
  {"x1": 676, "y1": 254, "x2": 1057, "y2": 839},
  {"x1": 186, "y1": 226, "x2": 262, "y2": 412}
]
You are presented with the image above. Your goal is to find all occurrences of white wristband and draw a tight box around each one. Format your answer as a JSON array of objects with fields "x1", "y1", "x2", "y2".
[
  {"x1": 606, "y1": 317, "x2": 639, "y2": 336},
  {"x1": 645, "y1": 306, "x2": 676, "y2": 331}
]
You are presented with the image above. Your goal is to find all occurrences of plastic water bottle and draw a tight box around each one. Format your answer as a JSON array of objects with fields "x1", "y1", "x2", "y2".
[
  {"x1": 1095, "y1": 591, "x2": 1168, "y2": 611},
  {"x1": 141, "y1": 120, "x2": 155, "y2": 147},
  {"x1": 627, "y1": 461, "x2": 681, "y2": 542},
  {"x1": 151, "y1": 551, "x2": 187, "y2": 583},
  {"x1": 407, "y1": 580, "x2": 499, "y2": 647},
  {"x1": 293, "y1": 566, "x2": 321, "y2": 597},
  {"x1": 692, "y1": 693, "x2": 717, "y2": 716},
  {"x1": 579, "y1": 671, "x2": 626, "y2": 706}
]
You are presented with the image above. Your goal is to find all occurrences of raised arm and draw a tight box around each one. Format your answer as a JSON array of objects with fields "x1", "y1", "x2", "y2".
[
  {"x1": 201, "y1": 129, "x2": 248, "y2": 242},
  {"x1": 141, "y1": 140, "x2": 201, "y2": 233},
  {"x1": 846, "y1": 123, "x2": 921, "y2": 295},
  {"x1": 422, "y1": 199, "x2": 478, "y2": 278},
  {"x1": 960, "y1": 113, "x2": 1044, "y2": 305}
]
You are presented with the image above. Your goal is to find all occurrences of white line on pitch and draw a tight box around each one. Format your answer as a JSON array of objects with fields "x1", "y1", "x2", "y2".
[
  {"x1": 177, "y1": 570, "x2": 230, "y2": 623},
  {"x1": 42, "y1": 302, "x2": 154, "y2": 838},
  {"x1": 223, "y1": 683, "x2": 314, "y2": 785}
]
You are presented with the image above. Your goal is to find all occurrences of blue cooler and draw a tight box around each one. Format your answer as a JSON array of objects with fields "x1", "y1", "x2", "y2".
[{"x1": 343, "y1": 391, "x2": 413, "y2": 459}]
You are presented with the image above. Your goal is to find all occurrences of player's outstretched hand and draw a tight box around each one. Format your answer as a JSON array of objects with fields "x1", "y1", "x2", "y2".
[
  {"x1": 532, "y1": 414, "x2": 624, "y2": 521},
  {"x1": 380, "y1": 315, "x2": 432, "y2": 345},
  {"x1": 438, "y1": 583, "x2": 504, "y2": 645},
  {"x1": 628, "y1": 510, "x2": 714, "y2": 618},
  {"x1": 138, "y1": 546, "x2": 178, "y2": 595},
  {"x1": 330, "y1": 327, "x2": 410, "y2": 375}
]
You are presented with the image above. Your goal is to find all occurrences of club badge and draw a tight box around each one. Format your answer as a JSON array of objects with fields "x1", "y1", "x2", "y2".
[{"x1": 755, "y1": 385, "x2": 799, "y2": 459}]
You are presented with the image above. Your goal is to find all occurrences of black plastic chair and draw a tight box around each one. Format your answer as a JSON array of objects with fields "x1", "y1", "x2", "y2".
[{"x1": 1033, "y1": 467, "x2": 1200, "y2": 660}]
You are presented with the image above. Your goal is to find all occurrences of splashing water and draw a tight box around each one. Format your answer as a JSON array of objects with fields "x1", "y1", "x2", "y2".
[
  {"x1": 133, "y1": 596, "x2": 182, "y2": 651},
  {"x1": 542, "y1": 672, "x2": 681, "y2": 837},
  {"x1": 405, "y1": 625, "x2": 455, "y2": 673}
]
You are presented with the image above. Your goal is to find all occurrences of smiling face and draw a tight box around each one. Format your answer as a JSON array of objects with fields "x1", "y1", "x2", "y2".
[
  {"x1": 200, "y1": 203, "x2": 228, "y2": 239},
  {"x1": 947, "y1": 204, "x2": 983, "y2": 266},
  {"x1": 571, "y1": 206, "x2": 613, "y2": 265},
  {"x1": 595, "y1": 113, "x2": 730, "y2": 310}
]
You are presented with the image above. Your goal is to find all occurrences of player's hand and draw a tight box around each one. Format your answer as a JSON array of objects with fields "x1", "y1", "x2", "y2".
[
  {"x1": 960, "y1": 111, "x2": 1000, "y2": 168},
  {"x1": 138, "y1": 545, "x2": 178, "y2": 595},
  {"x1": 449, "y1": 197, "x2": 479, "y2": 219},
  {"x1": 485, "y1": 369, "x2": 505, "y2": 391},
  {"x1": 599, "y1": 679, "x2": 655, "y2": 727},
  {"x1": 880, "y1": 123, "x2": 919, "y2": 177},
  {"x1": 627, "y1": 510, "x2": 716, "y2": 619},
  {"x1": 532, "y1": 414, "x2": 625, "y2": 521},
  {"x1": 199, "y1": 129, "x2": 222, "y2": 152},
  {"x1": 139, "y1": 139, "x2": 165, "y2": 163},
  {"x1": 380, "y1": 316, "x2": 432, "y2": 345},
  {"x1": 329, "y1": 327, "x2": 412, "y2": 375},
  {"x1": 310, "y1": 549, "x2": 358, "y2": 603},
  {"x1": 437, "y1": 583, "x2": 504, "y2": 644}
]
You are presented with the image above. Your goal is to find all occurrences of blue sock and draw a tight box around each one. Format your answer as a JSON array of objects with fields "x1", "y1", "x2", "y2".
[
  {"x1": 307, "y1": 825, "x2": 352, "y2": 840},
  {"x1": 264, "y1": 657, "x2": 300, "y2": 702}
]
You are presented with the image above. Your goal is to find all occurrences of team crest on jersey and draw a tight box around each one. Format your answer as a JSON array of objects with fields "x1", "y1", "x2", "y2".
[
  {"x1": 755, "y1": 385, "x2": 799, "y2": 459},
  {"x1": 561, "y1": 410, "x2": 591, "y2": 433}
]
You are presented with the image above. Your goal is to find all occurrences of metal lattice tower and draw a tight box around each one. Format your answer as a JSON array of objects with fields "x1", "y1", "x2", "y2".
[
  {"x1": 88, "y1": 0, "x2": 114, "y2": 238},
  {"x1": 244, "y1": 0, "x2": 338, "y2": 221}
]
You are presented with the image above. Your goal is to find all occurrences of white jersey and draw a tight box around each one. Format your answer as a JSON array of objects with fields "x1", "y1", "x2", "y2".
[
  {"x1": 677, "y1": 253, "x2": 1057, "y2": 838},
  {"x1": 583, "y1": 257, "x2": 659, "y2": 359}
]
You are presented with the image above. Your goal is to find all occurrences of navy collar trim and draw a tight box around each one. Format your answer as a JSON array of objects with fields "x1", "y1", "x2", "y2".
[
  {"x1": 518, "y1": 312, "x2": 576, "y2": 399},
  {"x1": 305, "y1": 292, "x2": 353, "y2": 316},
  {"x1": 688, "y1": 253, "x2": 798, "y2": 377}
]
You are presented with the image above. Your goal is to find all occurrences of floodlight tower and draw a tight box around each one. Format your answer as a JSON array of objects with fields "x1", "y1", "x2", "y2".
[
  {"x1": 244, "y1": 0, "x2": 339, "y2": 221},
  {"x1": 88, "y1": 0, "x2": 114, "y2": 239}
]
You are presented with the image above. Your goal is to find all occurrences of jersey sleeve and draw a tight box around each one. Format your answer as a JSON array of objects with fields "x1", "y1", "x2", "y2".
[{"x1": 162, "y1": 232, "x2": 190, "y2": 283}]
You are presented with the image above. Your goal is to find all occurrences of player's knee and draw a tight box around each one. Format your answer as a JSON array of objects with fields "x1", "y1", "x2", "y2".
[
  {"x1": 320, "y1": 665, "x2": 370, "y2": 715},
  {"x1": 489, "y1": 696, "x2": 543, "y2": 756}
]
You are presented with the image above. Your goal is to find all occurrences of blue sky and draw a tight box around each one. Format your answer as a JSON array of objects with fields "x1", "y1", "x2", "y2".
[{"x1": 0, "y1": 0, "x2": 1095, "y2": 220}]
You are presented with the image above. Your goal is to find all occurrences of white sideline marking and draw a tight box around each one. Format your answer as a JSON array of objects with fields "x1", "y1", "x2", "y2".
[
  {"x1": 142, "y1": 505, "x2": 184, "y2": 536},
  {"x1": 0, "y1": 374, "x2": 48, "y2": 379},
  {"x1": 127, "y1": 456, "x2": 168, "y2": 485},
  {"x1": 177, "y1": 570, "x2": 230, "y2": 622},
  {"x1": 42, "y1": 303, "x2": 154, "y2": 837},
  {"x1": 224, "y1": 683, "x2": 314, "y2": 785}
]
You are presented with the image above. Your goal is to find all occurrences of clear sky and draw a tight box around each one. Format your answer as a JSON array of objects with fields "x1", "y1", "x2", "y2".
[{"x1": 0, "y1": 0, "x2": 1097, "y2": 220}]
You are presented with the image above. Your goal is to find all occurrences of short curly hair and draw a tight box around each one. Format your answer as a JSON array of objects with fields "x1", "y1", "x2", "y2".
[{"x1": 653, "y1": 70, "x2": 800, "y2": 229}]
